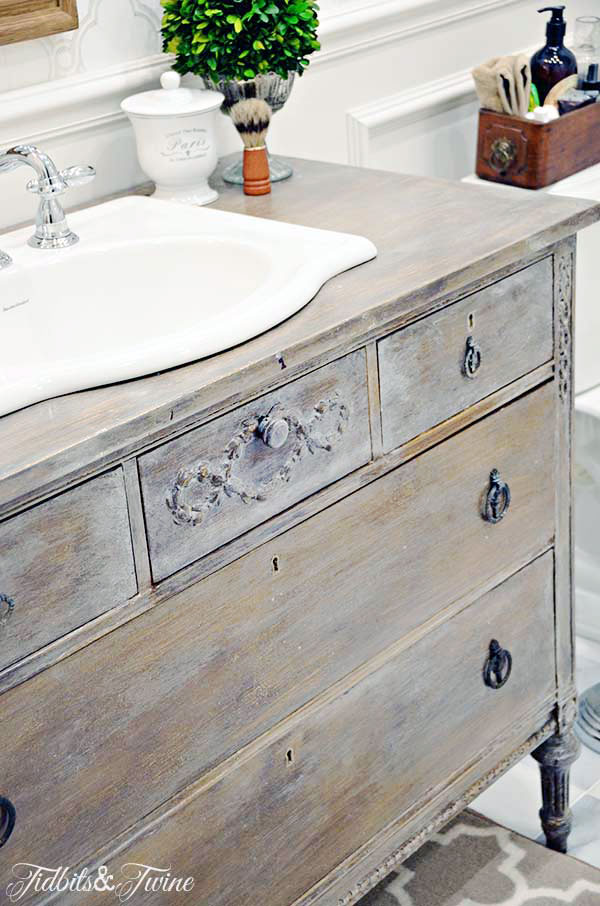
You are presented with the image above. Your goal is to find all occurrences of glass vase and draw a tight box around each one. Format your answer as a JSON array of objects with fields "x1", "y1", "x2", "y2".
[
  {"x1": 203, "y1": 72, "x2": 296, "y2": 184},
  {"x1": 574, "y1": 16, "x2": 600, "y2": 81}
]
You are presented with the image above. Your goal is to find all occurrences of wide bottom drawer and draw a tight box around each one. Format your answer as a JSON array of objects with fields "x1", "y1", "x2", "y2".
[{"x1": 68, "y1": 553, "x2": 555, "y2": 906}]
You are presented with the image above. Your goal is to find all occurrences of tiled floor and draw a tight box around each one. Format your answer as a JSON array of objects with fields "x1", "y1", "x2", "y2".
[{"x1": 473, "y1": 636, "x2": 600, "y2": 869}]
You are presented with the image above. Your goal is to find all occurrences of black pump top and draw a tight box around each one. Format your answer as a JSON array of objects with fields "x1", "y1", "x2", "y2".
[{"x1": 539, "y1": 6, "x2": 567, "y2": 45}]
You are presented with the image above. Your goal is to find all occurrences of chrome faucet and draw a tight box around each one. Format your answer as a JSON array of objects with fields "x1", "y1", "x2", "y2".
[{"x1": 0, "y1": 144, "x2": 95, "y2": 263}]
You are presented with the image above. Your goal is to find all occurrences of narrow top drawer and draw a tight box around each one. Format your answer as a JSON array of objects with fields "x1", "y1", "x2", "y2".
[
  {"x1": 0, "y1": 469, "x2": 137, "y2": 671},
  {"x1": 139, "y1": 349, "x2": 371, "y2": 581},
  {"x1": 378, "y1": 257, "x2": 553, "y2": 452}
]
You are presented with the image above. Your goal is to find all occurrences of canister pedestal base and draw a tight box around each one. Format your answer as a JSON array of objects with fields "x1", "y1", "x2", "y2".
[{"x1": 153, "y1": 184, "x2": 218, "y2": 206}]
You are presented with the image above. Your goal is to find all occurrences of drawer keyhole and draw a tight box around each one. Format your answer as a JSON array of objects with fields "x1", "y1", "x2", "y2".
[{"x1": 286, "y1": 748, "x2": 295, "y2": 765}]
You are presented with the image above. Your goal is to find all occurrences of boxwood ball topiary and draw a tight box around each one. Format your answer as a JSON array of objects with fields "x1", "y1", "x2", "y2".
[{"x1": 161, "y1": 0, "x2": 320, "y2": 83}]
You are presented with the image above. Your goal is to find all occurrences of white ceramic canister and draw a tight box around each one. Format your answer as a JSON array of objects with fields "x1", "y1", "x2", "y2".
[{"x1": 121, "y1": 71, "x2": 224, "y2": 205}]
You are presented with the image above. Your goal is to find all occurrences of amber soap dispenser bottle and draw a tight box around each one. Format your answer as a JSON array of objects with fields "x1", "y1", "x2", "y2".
[{"x1": 531, "y1": 6, "x2": 578, "y2": 103}]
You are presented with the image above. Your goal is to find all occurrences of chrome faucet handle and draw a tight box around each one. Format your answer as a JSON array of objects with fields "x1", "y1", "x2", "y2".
[
  {"x1": 0, "y1": 250, "x2": 12, "y2": 270},
  {"x1": 61, "y1": 165, "x2": 96, "y2": 189},
  {"x1": 26, "y1": 165, "x2": 96, "y2": 196}
]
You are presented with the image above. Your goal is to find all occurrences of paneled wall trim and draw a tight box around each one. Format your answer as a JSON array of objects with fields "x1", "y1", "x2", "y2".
[
  {"x1": 0, "y1": 0, "x2": 593, "y2": 230},
  {"x1": 316, "y1": 0, "x2": 522, "y2": 64},
  {"x1": 346, "y1": 70, "x2": 475, "y2": 167},
  {"x1": 0, "y1": 0, "x2": 520, "y2": 150},
  {"x1": 0, "y1": 53, "x2": 167, "y2": 147}
]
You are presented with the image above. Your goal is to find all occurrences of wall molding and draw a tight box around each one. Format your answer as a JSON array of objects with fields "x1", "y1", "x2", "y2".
[
  {"x1": 0, "y1": 51, "x2": 169, "y2": 146},
  {"x1": 346, "y1": 68, "x2": 476, "y2": 166},
  {"x1": 316, "y1": 0, "x2": 523, "y2": 65},
  {"x1": 0, "y1": 0, "x2": 513, "y2": 147},
  {"x1": 0, "y1": 0, "x2": 520, "y2": 227}
]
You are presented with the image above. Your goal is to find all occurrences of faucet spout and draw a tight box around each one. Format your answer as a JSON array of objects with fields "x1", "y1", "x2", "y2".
[{"x1": 0, "y1": 144, "x2": 62, "y2": 186}]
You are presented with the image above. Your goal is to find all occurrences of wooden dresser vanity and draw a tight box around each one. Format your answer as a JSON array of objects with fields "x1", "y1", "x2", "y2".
[{"x1": 0, "y1": 159, "x2": 599, "y2": 904}]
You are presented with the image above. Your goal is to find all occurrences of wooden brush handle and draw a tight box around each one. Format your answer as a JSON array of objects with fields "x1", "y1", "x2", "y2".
[{"x1": 243, "y1": 147, "x2": 271, "y2": 196}]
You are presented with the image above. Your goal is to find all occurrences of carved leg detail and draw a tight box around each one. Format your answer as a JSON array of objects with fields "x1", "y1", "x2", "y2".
[{"x1": 532, "y1": 729, "x2": 580, "y2": 853}]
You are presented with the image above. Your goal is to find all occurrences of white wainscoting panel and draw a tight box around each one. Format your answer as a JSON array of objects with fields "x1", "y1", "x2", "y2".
[
  {"x1": 0, "y1": 0, "x2": 163, "y2": 91},
  {"x1": 346, "y1": 70, "x2": 478, "y2": 178},
  {"x1": 316, "y1": 0, "x2": 523, "y2": 66}
]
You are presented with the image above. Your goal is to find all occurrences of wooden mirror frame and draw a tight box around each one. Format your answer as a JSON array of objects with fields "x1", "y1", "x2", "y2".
[{"x1": 0, "y1": 1, "x2": 79, "y2": 46}]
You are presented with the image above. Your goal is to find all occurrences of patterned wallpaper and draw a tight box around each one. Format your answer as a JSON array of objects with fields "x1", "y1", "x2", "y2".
[{"x1": 0, "y1": 0, "x2": 163, "y2": 93}]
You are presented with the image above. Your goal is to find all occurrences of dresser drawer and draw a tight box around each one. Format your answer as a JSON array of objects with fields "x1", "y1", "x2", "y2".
[
  {"x1": 378, "y1": 257, "x2": 553, "y2": 452},
  {"x1": 139, "y1": 349, "x2": 371, "y2": 581},
  {"x1": 0, "y1": 469, "x2": 137, "y2": 671},
  {"x1": 64, "y1": 553, "x2": 555, "y2": 906},
  {"x1": 0, "y1": 384, "x2": 555, "y2": 881}
]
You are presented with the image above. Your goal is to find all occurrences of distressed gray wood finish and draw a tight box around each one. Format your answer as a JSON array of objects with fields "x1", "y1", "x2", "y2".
[
  {"x1": 378, "y1": 257, "x2": 553, "y2": 452},
  {"x1": 59, "y1": 555, "x2": 555, "y2": 906},
  {"x1": 139, "y1": 349, "x2": 370, "y2": 580},
  {"x1": 529, "y1": 238, "x2": 580, "y2": 857},
  {"x1": 0, "y1": 385, "x2": 554, "y2": 880},
  {"x1": 0, "y1": 159, "x2": 598, "y2": 515},
  {"x1": 553, "y1": 240, "x2": 578, "y2": 710},
  {"x1": 0, "y1": 363, "x2": 553, "y2": 697},
  {"x1": 0, "y1": 163, "x2": 592, "y2": 903},
  {"x1": 0, "y1": 468, "x2": 136, "y2": 670}
]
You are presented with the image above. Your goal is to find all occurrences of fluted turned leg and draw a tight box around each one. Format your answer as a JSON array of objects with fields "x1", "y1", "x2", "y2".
[{"x1": 532, "y1": 729, "x2": 581, "y2": 853}]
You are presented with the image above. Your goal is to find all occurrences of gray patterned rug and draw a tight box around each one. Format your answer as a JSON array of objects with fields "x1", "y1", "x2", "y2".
[{"x1": 357, "y1": 811, "x2": 600, "y2": 905}]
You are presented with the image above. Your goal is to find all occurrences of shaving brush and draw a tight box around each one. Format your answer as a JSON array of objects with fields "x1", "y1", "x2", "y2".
[{"x1": 230, "y1": 99, "x2": 272, "y2": 196}]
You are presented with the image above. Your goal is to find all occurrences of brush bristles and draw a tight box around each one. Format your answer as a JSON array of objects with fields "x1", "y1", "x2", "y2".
[{"x1": 230, "y1": 99, "x2": 272, "y2": 148}]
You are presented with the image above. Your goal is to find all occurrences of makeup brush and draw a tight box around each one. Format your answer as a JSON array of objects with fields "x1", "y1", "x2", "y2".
[{"x1": 230, "y1": 98, "x2": 272, "y2": 196}]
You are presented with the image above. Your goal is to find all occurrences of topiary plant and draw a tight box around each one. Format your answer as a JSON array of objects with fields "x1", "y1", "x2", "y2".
[{"x1": 161, "y1": 0, "x2": 320, "y2": 83}]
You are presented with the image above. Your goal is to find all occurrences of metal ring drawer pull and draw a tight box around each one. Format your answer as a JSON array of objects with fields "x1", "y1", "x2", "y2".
[
  {"x1": 167, "y1": 394, "x2": 349, "y2": 527},
  {"x1": 483, "y1": 469, "x2": 511, "y2": 524},
  {"x1": 0, "y1": 594, "x2": 14, "y2": 629},
  {"x1": 463, "y1": 336, "x2": 482, "y2": 379},
  {"x1": 484, "y1": 639, "x2": 513, "y2": 689},
  {"x1": 0, "y1": 796, "x2": 16, "y2": 847}
]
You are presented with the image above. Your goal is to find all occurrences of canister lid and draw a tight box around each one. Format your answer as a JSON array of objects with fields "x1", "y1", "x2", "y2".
[{"x1": 121, "y1": 71, "x2": 224, "y2": 117}]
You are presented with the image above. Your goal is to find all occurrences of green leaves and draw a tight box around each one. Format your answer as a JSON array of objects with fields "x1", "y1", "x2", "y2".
[{"x1": 161, "y1": 0, "x2": 320, "y2": 82}]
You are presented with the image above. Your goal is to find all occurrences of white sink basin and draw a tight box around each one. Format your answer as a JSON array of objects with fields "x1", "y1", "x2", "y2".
[{"x1": 0, "y1": 196, "x2": 376, "y2": 416}]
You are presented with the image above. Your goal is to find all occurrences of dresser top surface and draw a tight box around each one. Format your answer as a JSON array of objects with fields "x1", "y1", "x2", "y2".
[{"x1": 1, "y1": 156, "x2": 598, "y2": 511}]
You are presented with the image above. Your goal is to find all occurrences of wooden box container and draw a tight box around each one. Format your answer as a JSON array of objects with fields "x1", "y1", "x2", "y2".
[{"x1": 476, "y1": 101, "x2": 600, "y2": 189}]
